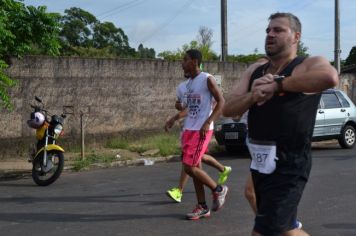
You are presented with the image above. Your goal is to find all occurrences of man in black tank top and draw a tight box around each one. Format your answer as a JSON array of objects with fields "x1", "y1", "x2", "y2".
[{"x1": 223, "y1": 12, "x2": 338, "y2": 236}]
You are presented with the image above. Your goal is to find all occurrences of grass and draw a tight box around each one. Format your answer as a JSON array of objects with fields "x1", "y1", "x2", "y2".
[
  {"x1": 65, "y1": 144, "x2": 83, "y2": 153},
  {"x1": 72, "y1": 152, "x2": 117, "y2": 171},
  {"x1": 106, "y1": 138, "x2": 130, "y2": 150},
  {"x1": 71, "y1": 130, "x2": 226, "y2": 172},
  {"x1": 106, "y1": 132, "x2": 181, "y2": 156}
]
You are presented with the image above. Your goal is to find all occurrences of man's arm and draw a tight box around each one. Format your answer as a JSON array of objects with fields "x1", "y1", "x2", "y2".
[
  {"x1": 251, "y1": 56, "x2": 339, "y2": 102},
  {"x1": 282, "y1": 56, "x2": 339, "y2": 93},
  {"x1": 175, "y1": 100, "x2": 185, "y2": 111},
  {"x1": 164, "y1": 109, "x2": 187, "y2": 132},
  {"x1": 198, "y1": 76, "x2": 225, "y2": 137},
  {"x1": 175, "y1": 82, "x2": 186, "y2": 111}
]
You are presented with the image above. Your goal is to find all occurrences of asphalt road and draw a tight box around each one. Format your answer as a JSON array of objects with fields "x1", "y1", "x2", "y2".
[{"x1": 0, "y1": 143, "x2": 355, "y2": 236}]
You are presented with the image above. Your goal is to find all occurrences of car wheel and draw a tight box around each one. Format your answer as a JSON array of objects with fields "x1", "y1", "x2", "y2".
[{"x1": 338, "y1": 125, "x2": 356, "y2": 149}]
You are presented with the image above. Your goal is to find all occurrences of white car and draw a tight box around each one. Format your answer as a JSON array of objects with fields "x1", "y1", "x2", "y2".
[{"x1": 313, "y1": 89, "x2": 356, "y2": 148}]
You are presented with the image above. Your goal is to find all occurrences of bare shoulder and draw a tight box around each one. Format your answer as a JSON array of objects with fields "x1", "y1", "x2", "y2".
[
  {"x1": 229, "y1": 61, "x2": 267, "y2": 95},
  {"x1": 207, "y1": 74, "x2": 217, "y2": 85},
  {"x1": 243, "y1": 61, "x2": 267, "y2": 79},
  {"x1": 304, "y1": 56, "x2": 331, "y2": 67},
  {"x1": 294, "y1": 56, "x2": 332, "y2": 73},
  {"x1": 249, "y1": 60, "x2": 268, "y2": 71}
]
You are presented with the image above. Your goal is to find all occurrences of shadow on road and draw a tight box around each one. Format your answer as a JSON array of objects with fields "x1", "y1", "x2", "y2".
[
  {"x1": 0, "y1": 212, "x2": 183, "y2": 223},
  {"x1": 323, "y1": 223, "x2": 356, "y2": 230}
]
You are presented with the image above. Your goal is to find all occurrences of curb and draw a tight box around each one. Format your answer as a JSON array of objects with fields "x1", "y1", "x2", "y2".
[{"x1": 0, "y1": 155, "x2": 180, "y2": 181}]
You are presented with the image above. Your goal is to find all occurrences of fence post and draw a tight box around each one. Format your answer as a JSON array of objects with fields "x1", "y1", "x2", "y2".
[{"x1": 80, "y1": 111, "x2": 85, "y2": 160}]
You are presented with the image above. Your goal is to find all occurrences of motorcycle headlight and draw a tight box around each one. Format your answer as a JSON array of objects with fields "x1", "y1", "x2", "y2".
[{"x1": 54, "y1": 124, "x2": 63, "y2": 135}]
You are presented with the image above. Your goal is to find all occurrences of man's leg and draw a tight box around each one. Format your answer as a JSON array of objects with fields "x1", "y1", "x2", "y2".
[
  {"x1": 178, "y1": 165, "x2": 190, "y2": 191},
  {"x1": 282, "y1": 229, "x2": 310, "y2": 236},
  {"x1": 184, "y1": 164, "x2": 216, "y2": 191},
  {"x1": 251, "y1": 172, "x2": 308, "y2": 235},
  {"x1": 182, "y1": 130, "x2": 228, "y2": 215},
  {"x1": 167, "y1": 165, "x2": 189, "y2": 202},
  {"x1": 252, "y1": 229, "x2": 309, "y2": 236},
  {"x1": 185, "y1": 163, "x2": 211, "y2": 220},
  {"x1": 245, "y1": 174, "x2": 257, "y2": 214},
  {"x1": 184, "y1": 164, "x2": 228, "y2": 212},
  {"x1": 202, "y1": 154, "x2": 224, "y2": 172},
  {"x1": 202, "y1": 154, "x2": 232, "y2": 185},
  {"x1": 246, "y1": 174, "x2": 303, "y2": 229}
]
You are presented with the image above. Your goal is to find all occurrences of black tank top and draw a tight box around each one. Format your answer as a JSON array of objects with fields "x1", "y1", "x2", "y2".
[{"x1": 248, "y1": 57, "x2": 321, "y2": 178}]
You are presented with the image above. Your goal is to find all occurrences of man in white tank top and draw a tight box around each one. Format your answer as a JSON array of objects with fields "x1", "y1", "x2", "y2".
[
  {"x1": 178, "y1": 49, "x2": 229, "y2": 220},
  {"x1": 165, "y1": 74, "x2": 232, "y2": 204}
]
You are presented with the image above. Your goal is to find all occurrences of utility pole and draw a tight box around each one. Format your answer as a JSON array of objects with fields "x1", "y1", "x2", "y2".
[
  {"x1": 221, "y1": 0, "x2": 228, "y2": 61},
  {"x1": 334, "y1": 0, "x2": 341, "y2": 74}
]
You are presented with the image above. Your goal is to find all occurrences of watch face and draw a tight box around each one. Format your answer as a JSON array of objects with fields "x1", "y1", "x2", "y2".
[{"x1": 274, "y1": 75, "x2": 285, "y2": 83}]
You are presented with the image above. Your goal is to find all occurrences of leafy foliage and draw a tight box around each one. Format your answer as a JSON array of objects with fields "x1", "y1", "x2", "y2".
[
  {"x1": 157, "y1": 26, "x2": 213, "y2": 61},
  {"x1": 0, "y1": 0, "x2": 61, "y2": 109},
  {"x1": 345, "y1": 46, "x2": 356, "y2": 66},
  {"x1": 137, "y1": 44, "x2": 155, "y2": 59},
  {"x1": 227, "y1": 53, "x2": 266, "y2": 64},
  {"x1": 59, "y1": 7, "x2": 155, "y2": 59},
  {"x1": 59, "y1": 7, "x2": 97, "y2": 48},
  {"x1": 297, "y1": 41, "x2": 309, "y2": 57},
  {"x1": 158, "y1": 26, "x2": 218, "y2": 62}
]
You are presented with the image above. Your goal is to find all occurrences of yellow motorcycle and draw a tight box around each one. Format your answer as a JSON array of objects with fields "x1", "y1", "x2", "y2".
[{"x1": 27, "y1": 96, "x2": 66, "y2": 186}]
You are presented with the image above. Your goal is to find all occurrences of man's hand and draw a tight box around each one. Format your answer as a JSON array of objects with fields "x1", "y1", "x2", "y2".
[
  {"x1": 251, "y1": 73, "x2": 278, "y2": 106},
  {"x1": 251, "y1": 73, "x2": 274, "y2": 88},
  {"x1": 164, "y1": 117, "x2": 176, "y2": 132},
  {"x1": 199, "y1": 120, "x2": 210, "y2": 138},
  {"x1": 175, "y1": 101, "x2": 185, "y2": 111}
]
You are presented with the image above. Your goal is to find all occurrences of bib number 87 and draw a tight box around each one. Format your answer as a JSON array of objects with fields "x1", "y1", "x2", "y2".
[{"x1": 253, "y1": 153, "x2": 268, "y2": 164}]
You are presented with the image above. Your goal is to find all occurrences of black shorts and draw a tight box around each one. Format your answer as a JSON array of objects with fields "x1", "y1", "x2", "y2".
[{"x1": 251, "y1": 170, "x2": 307, "y2": 235}]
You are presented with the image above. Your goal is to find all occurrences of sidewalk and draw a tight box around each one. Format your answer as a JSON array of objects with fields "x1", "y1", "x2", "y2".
[
  {"x1": 0, "y1": 152, "x2": 180, "y2": 180},
  {"x1": 0, "y1": 161, "x2": 32, "y2": 180},
  {"x1": 0, "y1": 140, "x2": 338, "y2": 180}
]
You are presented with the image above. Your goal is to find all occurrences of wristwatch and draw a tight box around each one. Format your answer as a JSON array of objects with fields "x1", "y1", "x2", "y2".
[{"x1": 273, "y1": 75, "x2": 285, "y2": 93}]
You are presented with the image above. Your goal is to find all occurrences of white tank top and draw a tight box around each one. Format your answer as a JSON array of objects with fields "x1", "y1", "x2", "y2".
[{"x1": 176, "y1": 72, "x2": 214, "y2": 131}]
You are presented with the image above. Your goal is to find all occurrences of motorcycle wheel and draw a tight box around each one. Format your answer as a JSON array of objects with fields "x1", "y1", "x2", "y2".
[{"x1": 32, "y1": 151, "x2": 64, "y2": 186}]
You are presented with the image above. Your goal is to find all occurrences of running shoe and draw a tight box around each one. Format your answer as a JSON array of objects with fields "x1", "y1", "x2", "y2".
[
  {"x1": 218, "y1": 166, "x2": 232, "y2": 185},
  {"x1": 166, "y1": 187, "x2": 182, "y2": 203},
  {"x1": 186, "y1": 204, "x2": 211, "y2": 220},
  {"x1": 212, "y1": 185, "x2": 228, "y2": 211},
  {"x1": 294, "y1": 220, "x2": 303, "y2": 229}
]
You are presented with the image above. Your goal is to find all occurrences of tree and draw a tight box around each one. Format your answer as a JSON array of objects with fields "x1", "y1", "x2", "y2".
[
  {"x1": 345, "y1": 46, "x2": 356, "y2": 66},
  {"x1": 158, "y1": 26, "x2": 218, "y2": 61},
  {"x1": 59, "y1": 7, "x2": 139, "y2": 58},
  {"x1": 137, "y1": 44, "x2": 155, "y2": 59},
  {"x1": 197, "y1": 26, "x2": 213, "y2": 49},
  {"x1": 297, "y1": 41, "x2": 309, "y2": 57},
  {"x1": 227, "y1": 53, "x2": 265, "y2": 64},
  {"x1": 60, "y1": 7, "x2": 97, "y2": 48},
  {"x1": 59, "y1": 7, "x2": 97, "y2": 55},
  {"x1": 0, "y1": 0, "x2": 61, "y2": 109}
]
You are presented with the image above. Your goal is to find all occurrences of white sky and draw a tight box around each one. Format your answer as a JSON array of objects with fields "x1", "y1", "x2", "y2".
[{"x1": 24, "y1": 0, "x2": 356, "y2": 61}]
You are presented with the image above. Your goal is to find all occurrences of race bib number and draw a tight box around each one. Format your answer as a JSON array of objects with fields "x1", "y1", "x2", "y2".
[{"x1": 246, "y1": 138, "x2": 278, "y2": 174}]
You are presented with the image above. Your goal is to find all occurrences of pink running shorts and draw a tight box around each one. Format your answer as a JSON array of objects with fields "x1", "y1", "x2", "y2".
[{"x1": 181, "y1": 130, "x2": 213, "y2": 167}]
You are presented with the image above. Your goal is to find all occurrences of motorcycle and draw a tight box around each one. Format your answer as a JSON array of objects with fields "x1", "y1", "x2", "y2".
[{"x1": 27, "y1": 96, "x2": 66, "y2": 186}]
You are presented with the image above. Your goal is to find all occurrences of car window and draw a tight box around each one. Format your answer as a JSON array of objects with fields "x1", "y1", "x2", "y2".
[
  {"x1": 321, "y1": 93, "x2": 342, "y2": 109},
  {"x1": 335, "y1": 91, "x2": 350, "y2": 107}
]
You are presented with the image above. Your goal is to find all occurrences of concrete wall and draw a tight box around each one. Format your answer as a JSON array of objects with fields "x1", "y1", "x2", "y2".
[
  {"x1": 2, "y1": 56, "x2": 355, "y2": 159},
  {"x1": 339, "y1": 73, "x2": 356, "y2": 102},
  {"x1": 1, "y1": 56, "x2": 246, "y2": 142}
]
